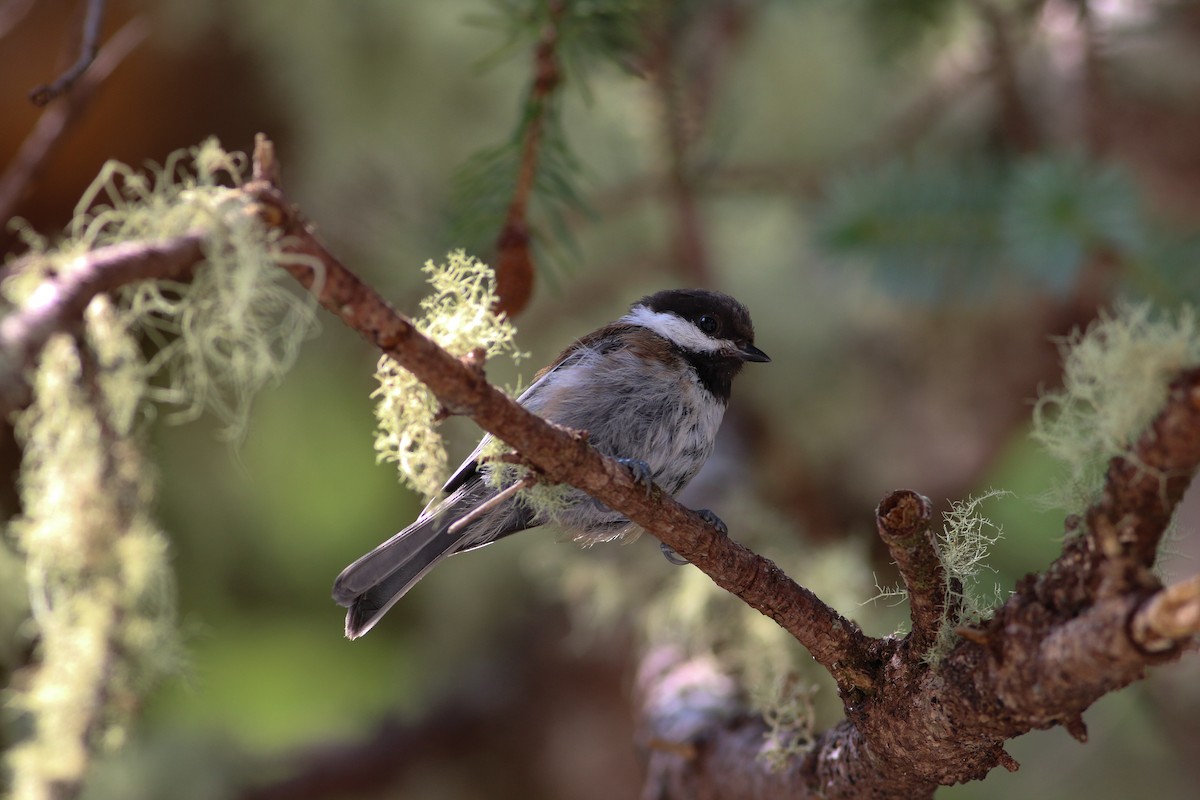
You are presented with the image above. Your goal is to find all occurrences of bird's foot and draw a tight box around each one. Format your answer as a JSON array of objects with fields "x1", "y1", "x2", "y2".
[
  {"x1": 661, "y1": 508, "x2": 729, "y2": 565},
  {"x1": 617, "y1": 457, "x2": 655, "y2": 498},
  {"x1": 660, "y1": 542, "x2": 689, "y2": 566},
  {"x1": 696, "y1": 508, "x2": 728, "y2": 537}
]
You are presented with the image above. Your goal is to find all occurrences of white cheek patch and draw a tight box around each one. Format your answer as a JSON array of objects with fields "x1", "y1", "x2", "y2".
[{"x1": 621, "y1": 306, "x2": 722, "y2": 353}]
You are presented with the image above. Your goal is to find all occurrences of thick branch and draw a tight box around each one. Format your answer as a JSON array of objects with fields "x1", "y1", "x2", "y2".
[
  {"x1": 1086, "y1": 367, "x2": 1200, "y2": 591},
  {"x1": 638, "y1": 370, "x2": 1200, "y2": 798},
  {"x1": 2, "y1": 147, "x2": 870, "y2": 697}
]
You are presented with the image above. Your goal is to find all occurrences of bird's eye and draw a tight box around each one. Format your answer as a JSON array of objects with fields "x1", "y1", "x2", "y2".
[{"x1": 697, "y1": 314, "x2": 720, "y2": 334}]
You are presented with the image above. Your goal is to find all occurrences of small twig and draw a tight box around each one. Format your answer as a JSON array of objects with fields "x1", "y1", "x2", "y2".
[
  {"x1": 875, "y1": 490, "x2": 946, "y2": 654},
  {"x1": 0, "y1": 231, "x2": 206, "y2": 417},
  {"x1": 0, "y1": 15, "x2": 149, "y2": 223},
  {"x1": 1130, "y1": 574, "x2": 1200, "y2": 653},
  {"x1": 28, "y1": 0, "x2": 107, "y2": 106},
  {"x1": 976, "y1": 0, "x2": 1039, "y2": 152},
  {"x1": 648, "y1": 17, "x2": 711, "y2": 284},
  {"x1": 1061, "y1": 713, "x2": 1089, "y2": 744},
  {"x1": 1076, "y1": 0, "x2": 1110, "y2": 155},
  {"x1": 492, "y1": 0, "x2": 566, "y2": 318},
  {"x1": 251, "y1": 133, "x2": 283, "y2": 188}
]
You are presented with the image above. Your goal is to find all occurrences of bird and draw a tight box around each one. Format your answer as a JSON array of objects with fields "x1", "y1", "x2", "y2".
[{"x1": 332, "y1": 288, "x2": 769, "y2": 638}]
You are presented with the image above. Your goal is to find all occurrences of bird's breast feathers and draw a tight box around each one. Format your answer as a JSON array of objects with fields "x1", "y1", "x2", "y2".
[{"x1": 521, "y1": 326, "x2": 724, "y2": 491}]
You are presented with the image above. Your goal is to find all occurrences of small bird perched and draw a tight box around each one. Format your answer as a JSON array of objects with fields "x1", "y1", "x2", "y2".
[{"x1": 333, "y1": 288, "x2": 769, "y2": 638}]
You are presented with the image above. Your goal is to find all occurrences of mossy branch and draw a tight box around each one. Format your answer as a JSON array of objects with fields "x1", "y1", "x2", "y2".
[
  {"x1": 0, "y1": 233, "x2": 206, "y2": 416},
  {"x1": 644, "y1": 368, "x2": 1200, "y2": 799},
  {"x1": 5, "y1": 136, "x2": 1198, "y2": 800},
  {"x1": 1, "y1": 136, "x2": 877, "y2": 693}
]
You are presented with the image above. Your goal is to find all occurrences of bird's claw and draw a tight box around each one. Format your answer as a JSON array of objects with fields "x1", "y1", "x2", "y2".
[
  {"x1": 661, "y1": 542, "x2": 689, "y2": 566},
  {"x1": 660, "y1": 508, "x2": 729, "y2": 566},
  {"x1": 696, "y1": 508, "x2": 728, "y2": 537},
  {"x1": 617, "y1": 457, "x2": 655, "y2": 498}
]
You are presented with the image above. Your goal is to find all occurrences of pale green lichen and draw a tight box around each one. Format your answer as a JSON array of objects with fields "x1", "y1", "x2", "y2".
[
  {"x1": 1032, "y1": 302, "x2": 1200, "y2": 513},
  {"x1": 2, "y1": 138, "x2": 316, "y2": 798},
  {"x1": 923, "y1": 490, "x2": 1007, "y2": 666},
  {"x1": 758, "y1": 676, "x2": 818, "y2": 771},
  {"x1": 5, "y1": 138, "x2": 322, "y2": 441},
  {"x1": 525, "y1": 484, "x2": 878, "y2": 771},
  {"x1": 476, "y1": 429, "x2": 579, "y2": 534},
  {"x1": 372, "y1": 251, "x2": 525, "y2": 500},
  {"x1": 8, "y1": 330, "x2": 178, "y2": 798}
]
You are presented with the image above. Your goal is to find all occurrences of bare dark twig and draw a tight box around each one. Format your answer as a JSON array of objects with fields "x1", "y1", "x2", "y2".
[
  {"x1": 653, "y1": 58, "x2": 707, "y2": 281},
  {"x1": 1076, "y1": 0, "x2": 1110, "y2": 155},
  {"x1": 492, "y1": 0, "x2": 566, "y2": 318},
  {"x1": 0, "y1": 15, "x2": 150, "y2": 223},
  {"x1": 643, "y1": 2, "x2": 752, "y2": 283},
  {"x1": 28, "y1": 0, "x2": 107, "y2": 106},
  {"x1": 977, "y1": 0, "x2": 1039, "y2": 152}
]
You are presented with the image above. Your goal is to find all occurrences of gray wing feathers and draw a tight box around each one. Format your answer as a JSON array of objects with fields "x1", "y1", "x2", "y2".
[
  {"x1": 334, "y1": 344, "x2": 596, "y2": 638},
  {"x1": 340, "y1": 524, "x2": 471, "y2": 638},
  {"x1": 331, "y1": 513, "x2": 447, "y2": 605},
  {"x1": 334, "y1": 480, "x2": 535, "y2": 638}
]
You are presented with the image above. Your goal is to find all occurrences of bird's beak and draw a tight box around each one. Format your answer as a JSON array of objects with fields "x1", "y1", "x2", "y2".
[{"x1": 739, "y1": 343, "x2": 771, "y2": 363}]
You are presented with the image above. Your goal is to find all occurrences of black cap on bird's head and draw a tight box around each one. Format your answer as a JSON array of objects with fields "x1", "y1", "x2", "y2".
[
  {"x1": 623, "y1": 288, "x2": 769, "y2": 401},
  {"x1": 634, "y1": 288, "x2": 770, "y2": 364}
]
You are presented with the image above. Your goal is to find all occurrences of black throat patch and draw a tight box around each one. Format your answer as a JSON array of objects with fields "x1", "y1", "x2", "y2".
[{"x1": 678, "y1": 347, "x2": 742, "y2": 403}]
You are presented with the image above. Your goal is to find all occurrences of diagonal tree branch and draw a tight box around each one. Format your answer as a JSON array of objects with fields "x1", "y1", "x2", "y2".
[
  {"x1": 0, "y1": 136, "x2": 881, "y2": 696},
  {"x1": 3, "y1": 135, "x2": 1196, "y2": 800},
  {"x1": 490, "y1": 0, "x2": 566, "y2": 318},
  {"x1": 245, "y1": 135, "x2": 883, "y2": 693}
]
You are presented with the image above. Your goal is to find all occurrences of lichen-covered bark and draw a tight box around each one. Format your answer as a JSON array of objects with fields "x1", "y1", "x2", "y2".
[
  {"x1": 5, "y1": 138, "x2": 1195, "y2": 800},
  {"x1": 639, "y1": 372, "x2": 1200, "y2": 799}
]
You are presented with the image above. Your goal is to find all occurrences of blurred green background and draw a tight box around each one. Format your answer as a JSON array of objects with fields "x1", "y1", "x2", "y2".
[{"x1": 2, "y1": 1, "x2": 1199, "y2": 798}]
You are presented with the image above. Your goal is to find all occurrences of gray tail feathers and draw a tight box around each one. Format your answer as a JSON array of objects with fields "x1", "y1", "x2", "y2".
[{"x1": 333, "y1": 516, "x2": 465, "y2": 640}]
